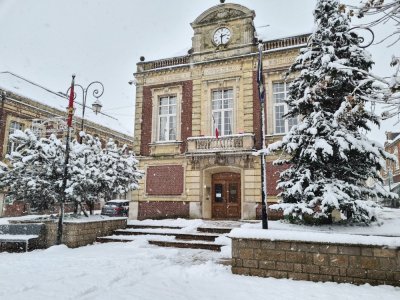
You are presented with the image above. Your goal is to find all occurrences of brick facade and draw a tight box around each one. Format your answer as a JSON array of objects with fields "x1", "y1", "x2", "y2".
[
  {"x1": 138, "y1": 201, "x2": 189, "y2": 220},
  {"x1": 266, "y1": 162, "x2": 286, "y2": 196},
  {"x1": 2, "y1": 202, "x2": 101, "y2": 217},
  {"x1": 255, "y1": 205, "x2": 284, "y2": 220},
  {"x1": 2, "y1": 200, "x2": 27, "y2": 217},
  {"x1": 232, "y1": 237, "x2": 400, "y2": 286},
  {"x1": 146, "y1": 165, "x2": 184, "y2": 195}
]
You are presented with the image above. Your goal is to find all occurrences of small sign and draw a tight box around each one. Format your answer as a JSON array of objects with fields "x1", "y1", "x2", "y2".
[{"x1": 216, "y1": 193, "x2": 222, "y2": 198}]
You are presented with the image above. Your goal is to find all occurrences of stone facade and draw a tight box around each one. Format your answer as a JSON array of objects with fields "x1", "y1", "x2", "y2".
[
  {"x1": 131, "y1": 2, "x2": 309, "y2": 220},
  {"x1": 231, "y1": 237, "x2": 400, "y2": 286}
]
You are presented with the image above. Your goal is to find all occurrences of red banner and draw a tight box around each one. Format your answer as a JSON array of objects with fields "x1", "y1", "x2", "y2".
[{"x1": 67, "y1": 75, "x2": 75, "y2": 127}]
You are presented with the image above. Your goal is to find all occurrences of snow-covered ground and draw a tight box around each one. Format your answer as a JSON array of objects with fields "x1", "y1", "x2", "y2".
[
  {"x1": 0, "y1": 208, "x2": 399, "y2": 299},
  {"x1": 0, "y1": 237, "x2": 399, "y2": 300}
]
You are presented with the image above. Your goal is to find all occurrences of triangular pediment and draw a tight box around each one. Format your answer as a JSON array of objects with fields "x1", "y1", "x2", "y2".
[{"x1": 192, "y1": 3, "x2": 255, "y2": 27}]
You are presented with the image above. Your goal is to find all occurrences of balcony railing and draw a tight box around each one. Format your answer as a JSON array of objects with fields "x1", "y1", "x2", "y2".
[
  {"x1": 138, "y1": 55, "x2": 190, "y2": 71},
  {"x1": 187, "y1": 134, "x2": 255, "y2": 154},
  {"x1": 262, "y1": 34, "x2": 309, "y2": 51}
]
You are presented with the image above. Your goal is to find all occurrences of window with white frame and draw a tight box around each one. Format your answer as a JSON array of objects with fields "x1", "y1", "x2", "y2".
[
  {"x1": 212, "y1": 89, "x2": 233, "y2": 136},
  {"x1": 394, "y1": 148, "x2": 399, "y2": 170},
  {"x1": 158, "y1": 95, "x2": 177, "y2": 142},
  {"x1": 273, "y1": 82, "x2": 297, "y2": 134},
  {"x1": 7, "y1": 121, "x2": 24, "y2": 154}
]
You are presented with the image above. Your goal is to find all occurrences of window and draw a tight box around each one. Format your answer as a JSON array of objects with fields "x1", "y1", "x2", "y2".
[
  {"x1": 212, "y1": 89, "x2": 233, "y2": 136},
  {"x1": 7, "y1": 121, "x2": 24, "y2": 154},
  {"x1": 158, "y1": 95, "x2": 177, "y2": 141},
  {"x1": 394, "y1": 148, "x2": 399, "y2": 170},
  {"x1": 273, "y1": 82, "x2": 297, "y2": 134}
]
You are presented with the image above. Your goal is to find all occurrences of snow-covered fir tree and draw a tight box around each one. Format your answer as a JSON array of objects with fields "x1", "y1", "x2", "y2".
[
  {"x1": 268, "y1": 0, "x2": 397, "y2": 224},
  {"x1": 0, "y1": 130, "x2": 143, "y2": 214},
  {"x1": 98, "y1": 138, "x2": 142, "y2": 203},
  {"x1": 0, "y1": 130, "x2": 65, "y2": 211}
]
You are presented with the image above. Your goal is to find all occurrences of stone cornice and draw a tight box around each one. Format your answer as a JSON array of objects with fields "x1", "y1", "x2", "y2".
[{"x1": 135, "y1": 33, "x2": 310, "y2": 75}]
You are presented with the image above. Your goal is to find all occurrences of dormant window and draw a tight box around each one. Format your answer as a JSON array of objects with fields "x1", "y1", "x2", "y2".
[
  {"x1": 273, "y1": 82, "x2": 297, "y2": 134},
  {"x1": 212, "y1": 89, "x2": 233, "y2": 136},
  {"x1": 7, "y1": 121, "x2": 24, "y2": 154},
  {"x1": 158, "y1": 95, "x2": 177, "y2": 141}
]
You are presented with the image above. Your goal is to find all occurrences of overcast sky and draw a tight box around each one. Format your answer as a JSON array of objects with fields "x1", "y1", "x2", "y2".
[{"x1": 0, "y1": 0, "x2": 397, "y2": 144}]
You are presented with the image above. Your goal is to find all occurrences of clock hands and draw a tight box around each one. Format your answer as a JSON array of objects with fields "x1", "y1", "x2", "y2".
[
  {"x1": 220, "y1": 33, "x2": 225, "y2": 44},
  {"x1": 214, "y1": 28, "x2": 230, "y2": 45}
]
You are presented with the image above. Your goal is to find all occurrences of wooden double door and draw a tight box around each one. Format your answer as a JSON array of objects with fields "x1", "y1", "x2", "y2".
[{"x1": 212, "y1": 173, "x2": 241, "y2": 219}]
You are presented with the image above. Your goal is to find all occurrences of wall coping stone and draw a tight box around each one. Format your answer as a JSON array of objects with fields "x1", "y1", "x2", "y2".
[{"x1": 229, "y1": 229, "x2": 400, "y2": 248}]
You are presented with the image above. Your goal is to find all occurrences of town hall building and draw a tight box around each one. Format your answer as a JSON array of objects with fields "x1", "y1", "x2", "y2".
[{"x1": 130, "y1": 2, "x2": 308, "y2": 220}]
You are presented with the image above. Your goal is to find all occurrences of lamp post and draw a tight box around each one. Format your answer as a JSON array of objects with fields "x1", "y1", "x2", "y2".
[
  {"x1": 257, "y1": 41, "x2": 269, "y2": 229},
  {"x1": 65, "y1": 79, "x2": 104, "y2": 216},
  {"x1": 0, "y1": 91, "x2": 5, "y2": 160},
  {"x1": 66, "y1": 81, "x2": 104, "y2": 143}
]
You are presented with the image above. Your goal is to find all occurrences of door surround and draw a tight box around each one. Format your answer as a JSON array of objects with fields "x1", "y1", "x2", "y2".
[{"x1": 201, "y1": 166, "x2": 243, "y2": 219}]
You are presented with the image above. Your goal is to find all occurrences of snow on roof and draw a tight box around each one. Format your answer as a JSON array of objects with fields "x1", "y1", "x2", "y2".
[
  {"x1": 387, "y1": 133, "x2": 400, "y2": 147},
  {"x1": 229, "y1": 228, "x2": 400, "y2": 248},
  {"x1": 0, "y1": 72, "x2": 132, "y2": 137}
]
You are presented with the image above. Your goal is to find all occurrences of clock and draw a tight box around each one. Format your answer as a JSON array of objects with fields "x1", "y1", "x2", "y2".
[{"x1": 213, "y1": 27, "x2": 231, "y2": 46}]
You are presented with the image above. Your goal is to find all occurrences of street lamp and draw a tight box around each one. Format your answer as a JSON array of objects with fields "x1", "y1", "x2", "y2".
[
  {"x1": 66, "y1": 81, "x2": 104, "y2": 143},
  {"x1": 0, "y1": 91, "x2": 6, "y2": 160}
]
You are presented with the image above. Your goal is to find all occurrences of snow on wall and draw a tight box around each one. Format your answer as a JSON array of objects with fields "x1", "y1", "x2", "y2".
[{"x1": 229, "y1": 228, "x2": 400, "y2": 248}]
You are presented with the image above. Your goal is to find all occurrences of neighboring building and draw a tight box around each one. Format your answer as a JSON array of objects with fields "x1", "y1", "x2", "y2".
[
  {"x1": 384, "y1": 131, "x2": 400, "y2": 207},
  {"x1": 0, "y1": 72, "x2": 134, "y2": 216},
  {"x1": 131, "y1": 2, "x2": 308, "y2": 220}
]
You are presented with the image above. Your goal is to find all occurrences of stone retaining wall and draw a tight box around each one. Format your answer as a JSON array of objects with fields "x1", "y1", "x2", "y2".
[
  {"x1": 12, "y1": 218, "x2": 127, "y2": 249},
  {"x1": 231, "y1": 238, "x2": 400, "y2": 286}
]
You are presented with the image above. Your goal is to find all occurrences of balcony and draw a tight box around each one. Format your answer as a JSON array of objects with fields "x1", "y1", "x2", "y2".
[{"x1": 186, "y1": 134, "x2": 255, "y2": 154}]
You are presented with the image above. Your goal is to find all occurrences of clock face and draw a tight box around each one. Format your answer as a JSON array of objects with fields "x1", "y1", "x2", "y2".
[{"x1": 213, "y1": 27, "x2": 231, "y2": 45}]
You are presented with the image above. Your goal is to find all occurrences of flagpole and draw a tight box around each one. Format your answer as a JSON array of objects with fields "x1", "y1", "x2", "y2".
[
  {"x1": 258, "y1": 42, "x2": 269, "y2": 229},
  {"x1": 57, "y1": 74, "x2": 75, "y2": 245}
]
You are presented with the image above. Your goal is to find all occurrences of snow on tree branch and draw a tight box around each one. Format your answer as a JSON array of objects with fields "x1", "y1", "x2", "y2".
[
  {"x1": 267, "y1": 0, "x2": 398, "y2": 225},
  {"x1": 0, "y1": 129, "x2": 143, "y2": 213}
]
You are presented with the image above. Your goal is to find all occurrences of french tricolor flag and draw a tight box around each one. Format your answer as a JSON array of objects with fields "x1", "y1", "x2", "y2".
[{"x1": 212, "y1": 114, "x2": 219, "y2": 140}]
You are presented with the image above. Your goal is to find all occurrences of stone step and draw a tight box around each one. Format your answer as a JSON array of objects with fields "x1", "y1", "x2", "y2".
[
  {"x1": 0, "y1": 241, "x2": 29, "y2": 253},
  {"x1": 113, "y1": 229, "x2": 219, "y2": 241},
  {"x1": 96, "y1": 235, "x2": 224, "y2": 251},
  {"x1": 0, "y1": 235, "x2": 40, "y2": 253},
  {"x1": 148, "y1": 240, "x2": 223, "y2": 251},
  {"x1": 197, "y1": 227, "x2": 233, "y2": 234},
  {"x1": 126, "y1": 224, "x2": 183, "y2": 230},
  {"x1": 96, "y1": 237, "x2": 134, "y2": 243}
]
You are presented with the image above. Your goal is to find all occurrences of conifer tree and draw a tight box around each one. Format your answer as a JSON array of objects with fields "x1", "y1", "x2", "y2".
[
  {"x1": 269, "y1": 0, "x2": 397, "y2": 224},
  {"x1": 0, "y1": 130, "x2": 143, "y2": 214}
]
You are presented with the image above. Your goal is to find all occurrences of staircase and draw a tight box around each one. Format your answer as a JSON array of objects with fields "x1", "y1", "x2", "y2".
[
  {"x1": 0, "y1": 223, "x2": 45, "y2": 253},
  {"x1": 96, "y1": 224, "x2": 235, "y2": 252}
]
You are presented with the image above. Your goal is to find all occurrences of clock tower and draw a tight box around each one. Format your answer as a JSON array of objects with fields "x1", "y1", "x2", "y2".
[
  {"x1": 132, "y1": 0, "x2": 309, "y2": 221},
  {"x1": 190, "y1": 2, "x2": 256, "y2": 62}
]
